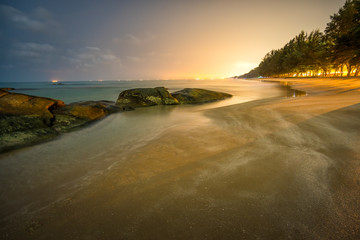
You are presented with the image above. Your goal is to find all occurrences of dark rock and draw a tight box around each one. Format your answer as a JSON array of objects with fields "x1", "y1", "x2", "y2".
[
  {"x1": 0, "y1": 114, "x2": 59, "y2": 152},
  {"x1": 0, "y1": 90, "x2": 125, "y2": 153},
  {"x1": 52, "y1": 101, "x2": 125, "y2": 132},
  {"x1": 0, "y1": 86, "x2": 232, "y2": 153},
  {"x1": 0, "y1": 88, "x2": 15, "y2": 91},
  {"x1": 172, "y1": 88, "x2": 232, "y2": 104},
  {"x1": 116, "y1": 87, "x2": 179, "y2": 108},
  {"x1": 54, "y1": 101, "x2": 122, "y2": 120},
  {"x1": 0, "y1": 90, "x2": 65, "y2": 152}
]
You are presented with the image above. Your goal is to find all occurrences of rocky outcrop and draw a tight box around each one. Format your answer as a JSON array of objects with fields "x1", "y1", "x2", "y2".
[
  {"x1": 0, "y1": 88, "x2": 15, "y2": 91},
  {"x1": 116, "y1": 87, "x2": 232, "y2": 108},
  {"x1": 54, "y1": 101, "x2": 122, "y2": 120},
  {"x1": 0, "y1": 90, "x2": 65, "y2": 124},
  {"x1": 1, "y1": 86, "x2": 232, "y2": 153},
  {"x1": 0, "y1": 90, "x2": 124, "y2": 153},
  {"x1": 116, "y1": 87, "x2": 179, "y2": 108},
  {"x1": 172, "y1": 88, "x2": 232, "y2": 104},
  {"x1": 52, "y1": 101, "x2": 124, "y2": 132}
]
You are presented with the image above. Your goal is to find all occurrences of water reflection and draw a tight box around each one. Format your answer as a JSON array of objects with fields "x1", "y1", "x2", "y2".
[
  {"x1": 0, "y1": 79, "x2": 311, "y2": 239},
  {"x1": 260, "y1": 80, "x2": 307, "y2": 98},
  {"x1": 281, "y1": 84, "x2": 307, "y2": 98}
]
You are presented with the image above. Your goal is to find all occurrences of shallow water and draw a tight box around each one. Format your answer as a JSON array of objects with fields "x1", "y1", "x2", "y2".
[
  {"x1": 0, "y1": 80, "x2": 288, "y2": 213},
  {"x1": 0, "y1": 79, "x2": 299, "y2": 103},
  {"x1": 2, "y1": 79, "x2": 339, "y2": 239}
]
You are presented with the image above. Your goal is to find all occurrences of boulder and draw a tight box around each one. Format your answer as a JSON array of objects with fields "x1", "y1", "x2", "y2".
[
  {"x1": 53, "y1": 101, "x2": 122, "y2": 120},
  {"x1": 0, "y1": 90, "x2": 65, "y2": 124},
  {"x1": 171, "y1": 88, "x2": 232, "y2": 104},
  {"x1": 116, "y1": 87, "x2": 179, "y2": 108},
  {"x1": 0, "y1": 88, "x2": 15, "y2": 91},
  {"x1": 0, "y1": 90, "x2": 125, "y2": 153},
  {"x1": 52, "y1": 101, "x2": 124, "y2": 132},
  {"x1": 0, "y1": 114, "x2": 58, "y2": 152}
]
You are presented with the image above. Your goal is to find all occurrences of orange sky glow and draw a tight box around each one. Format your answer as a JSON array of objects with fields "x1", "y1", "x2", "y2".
[{"x1": 0, "y1": 0, "x2": 346, "y2": 81}]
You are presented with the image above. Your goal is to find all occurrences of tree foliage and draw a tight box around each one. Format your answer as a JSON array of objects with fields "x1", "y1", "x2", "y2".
[{"x1": 238, "y1": 0, "x2": 360, "y2": 78}]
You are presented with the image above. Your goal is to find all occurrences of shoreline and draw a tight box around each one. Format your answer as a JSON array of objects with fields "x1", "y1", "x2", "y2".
[
  {"x1": 0, "y1": 86, "x2": 232, "y2": 154},
  {"x1": 1, "y1": 78, "x2": 360, "y2": 239}
]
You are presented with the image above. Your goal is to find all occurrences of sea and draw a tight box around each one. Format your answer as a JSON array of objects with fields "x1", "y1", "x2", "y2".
[
  {"x1": 0, "y1": 79, "x2": 307, "y2": 238},
  {"x1": 0, "y1": 79, "x2": 301, "y2": 104}
]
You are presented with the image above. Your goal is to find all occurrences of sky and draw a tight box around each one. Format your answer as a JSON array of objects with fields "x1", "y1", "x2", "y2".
[{"x1": 0, "y1": 0, "x2": 346, "y2": 82}]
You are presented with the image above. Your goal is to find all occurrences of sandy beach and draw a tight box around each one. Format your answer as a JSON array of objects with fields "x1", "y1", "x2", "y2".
[{"x1": 1, "y1": 78, "x2": 360, "y2": 239}]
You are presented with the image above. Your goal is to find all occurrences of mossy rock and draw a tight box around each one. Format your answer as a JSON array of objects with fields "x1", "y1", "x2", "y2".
[
  {"x1": 0, "y1": 114, "x2": 59, "y2": 153},
  {"x1": 172, "y1": 88, "x2": 232, "y2": 104},
  {"x1": 0, "y1": 92, "x2": 125, "y2": 153},
  {"x1": 116, "y1": 87, "x2": 179, "y2": 108}
]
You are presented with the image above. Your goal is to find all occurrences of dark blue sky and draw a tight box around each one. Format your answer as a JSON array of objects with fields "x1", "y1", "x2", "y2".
[{"x1": 0, "y1": 0, "x2": 345, "y2": 81}]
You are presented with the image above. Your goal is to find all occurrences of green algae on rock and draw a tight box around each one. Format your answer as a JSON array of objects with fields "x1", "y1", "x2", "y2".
[
  {"x1": 116, "y1": 87, "x2": 179, "y2": 108},
  {"x1": 52, "y1": 101, "x2": 124, "y2": 132},
  {"x1": 171, "y1": 88, "x2": 232, "y2": 104},
  {"x1": 0, "y1": 90, "x2": 124, "y2": 153},
  {"x1": 1, "y1": 86, "x2": 232, "y2": 152},
  {"x1": 116, "y1": 87, "x2": 232, "y2": 108}
]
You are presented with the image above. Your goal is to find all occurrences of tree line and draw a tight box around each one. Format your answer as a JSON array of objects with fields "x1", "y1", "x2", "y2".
[{"x1": 238, "y1": 0, "x2": 360, "y2": 78}]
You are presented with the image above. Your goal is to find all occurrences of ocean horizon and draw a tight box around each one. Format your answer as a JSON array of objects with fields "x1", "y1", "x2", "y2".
[{"x1": 0, "y1": 79, "x2": 297, "y2": 104}]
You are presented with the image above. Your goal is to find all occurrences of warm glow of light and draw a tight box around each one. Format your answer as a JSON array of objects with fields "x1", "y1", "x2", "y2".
[
  {"x1": 191, "y1": 74, "x2": 224, "y2": 80},
  {"x1": 51, "y1": 79, "x2": 58, "y2": 83}
]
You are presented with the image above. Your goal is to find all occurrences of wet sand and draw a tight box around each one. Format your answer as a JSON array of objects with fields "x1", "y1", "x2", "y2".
[{"x1": 1, "y1": 78, "x2": 360, "y2": 239}]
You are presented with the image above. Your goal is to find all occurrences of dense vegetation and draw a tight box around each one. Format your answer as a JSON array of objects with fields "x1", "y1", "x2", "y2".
[{"x1": 238, "y1": 0, "x2": 360, "y2": 78}]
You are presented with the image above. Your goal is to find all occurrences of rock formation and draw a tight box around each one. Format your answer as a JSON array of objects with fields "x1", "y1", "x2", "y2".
[
  {"x1": 116, "y1": 87, "x2": 179, "y2": 108},
  {"x1": 116, "y1": 87, "x2": 232, "y2": 108},
  {"x1": 0, "y1": 90, "x2": 123, "y2": 153},
  {"x1": 1, "y1": 86, "x2": 231, "y2": 152},
  {"x1": 172, "y1": 88, "x2": 232, "y2": 104},
  {"x1": 0, "y1": 89, "x2": 65, "y2": 124}
]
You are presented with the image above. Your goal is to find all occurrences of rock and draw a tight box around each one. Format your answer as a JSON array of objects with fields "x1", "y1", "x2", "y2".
[
  {"x1": 52, "y1": 101, "x2": 124, "y2": 132},
  {"x1": 0, "y1": 114, "x2": 59, "y2": 153},
  {"x1": 171, "y1": 88, "x2": 232, "y2": 104},
  {"x1": 53, "y1": 101, "x2": 122, "y2": 120},
  {"x1": 0, "y1": 90, "x2": 65, "y2": 124},
  {"x1": 0, "y1": 90, "x2": 64, "y2": 152},
  {"x1": 0, "y1": 86, "x2": 232, "y2": 153},
  {"x1": 116, "y1": 87, "x2": 179, "y2": 108},
  {"x1": 0, "y1": 115, "x2": 49, "y2": 135},
  {"x1": 0, "y1": 90, "x2": 125, "y2": 153},
  {"x1": 0, "y1": 88, "x2": 15, "y2": 91}
]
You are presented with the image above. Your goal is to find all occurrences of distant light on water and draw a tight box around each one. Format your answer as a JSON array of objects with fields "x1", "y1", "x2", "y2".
[{"x1": 51, "y1": 79, "x2": 58, "y2": 83}]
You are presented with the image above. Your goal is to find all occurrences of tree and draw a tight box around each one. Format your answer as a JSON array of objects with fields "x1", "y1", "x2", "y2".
[
  {"x1": 239, "y1": 0, "x2": 360, "y2": 78},
  {"x1": 325, "y1": 0, "x2": 360, "y2": 76}
]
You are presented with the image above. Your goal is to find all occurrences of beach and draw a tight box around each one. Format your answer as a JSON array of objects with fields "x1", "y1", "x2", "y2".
[{"x1": 1, "y1": 78, "x2": 359, "y2": 239}]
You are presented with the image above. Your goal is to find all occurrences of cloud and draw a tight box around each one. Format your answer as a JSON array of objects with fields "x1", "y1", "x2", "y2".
[
  {"x1": 0, "y1": 4, "x2": 60, "y2": 33},
  {"x1": 126, "y1": 34, "x2": 141, "y2": 45},
  {"x1": 15, "y1": 42, "x2": 55, "y2": 51},
  {"x1": 11, "y1": 42, "x2": 55, "y2": 59},
  {"x1": 66, "y1": 47, "x2": 120, "y2": 70},
  {"x1": 126, "y1": 56, "x2": 145, "y2": 62},
  {"x1": 8, "y1": 42, "x2": 120, "y2": 72},
  {"x1": 1, "y1": 64, "x2": 15, "y2": 69},
  {"x1": 33, "y1": 7, "x2": 53, "y2": 20},
  {"x1": 125, "y1": 32, "x2": 157, "y2": 45}
]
